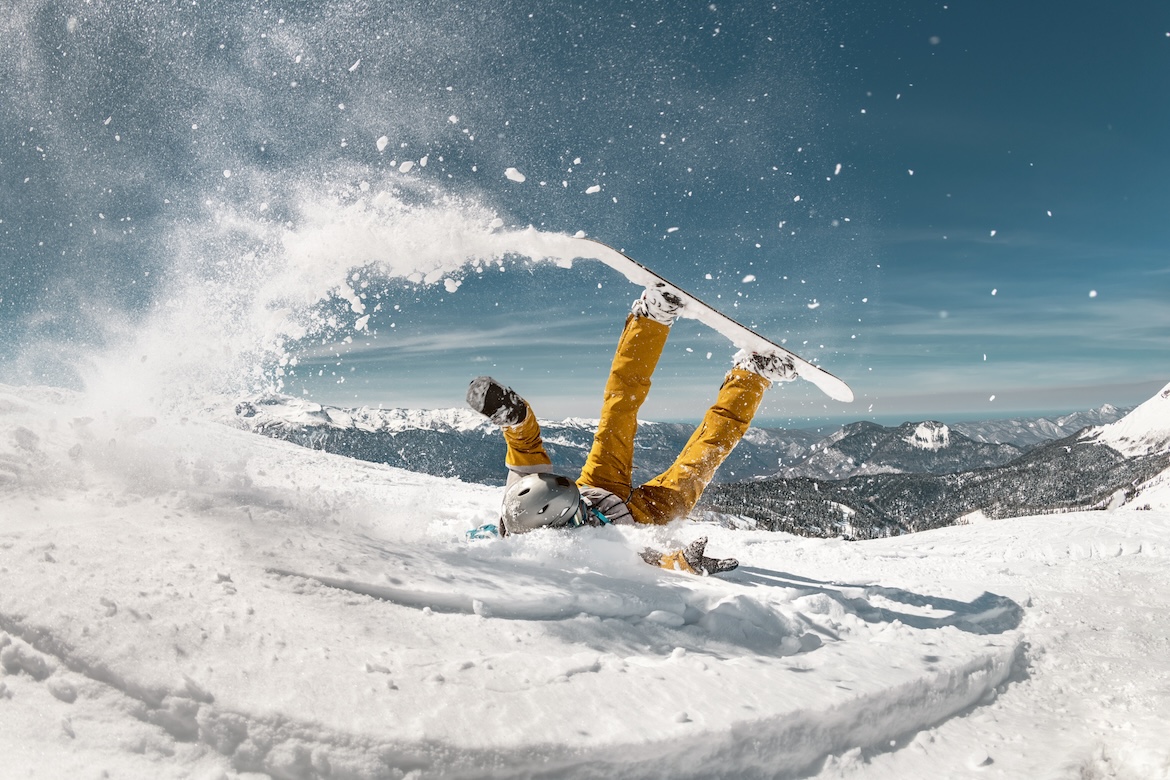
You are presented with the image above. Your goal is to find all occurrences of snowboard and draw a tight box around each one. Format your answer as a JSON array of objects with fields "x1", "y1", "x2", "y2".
[{"x1": 572, "y1": 237, "x2": 854, "y2": 403}]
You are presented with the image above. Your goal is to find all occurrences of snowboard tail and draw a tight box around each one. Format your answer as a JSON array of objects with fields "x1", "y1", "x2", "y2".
[{"x1": 573, "y1": 237, "x2": 854, "y2": 403}]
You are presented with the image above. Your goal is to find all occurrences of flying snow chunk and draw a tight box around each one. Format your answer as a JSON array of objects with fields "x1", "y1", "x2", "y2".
[
  {"x1": 399, "y1": 161, "x2": 415, "y2": 173},
  {"x1": 354, "y1": 315, "x2": 370, "y2": 331},
  {"x1": 808, "y1": 300, "x2": 821, "y2": 310},
  {"x1": 793, "y1": 195, "x2": 801, "y2": 202},
  {"x1": 419, "y1": 155, "x2": 428, "y2": 167},
  {"x1": 348, "y1": 59, "x2": 361, "y2": 72},
  {"x1": 667, "y1": 227, "x2": 679, "y2": 233},
  {"x1": 586, "y1": 184, "x2": 601, "y2": 194},
  {"x1": 223, "y1": 169, "x2": 232, "y2": 178},
  {"x1": 834, "y1": 163, "x2": 842, "y2": 176},
  {"x1": 376, "y1": 136, "x2": 389, "y2": 152},
  {"x1": 990, "y1": 229, "x2": 997, "y2": 237},
  {"x1": 448, "y1": 115, "x2": 459, "y2": 124},
  {"x1": 444, "y1": 278, "x2": 461, "y2": 293},
  {"x1": 1089, "y1": 290, "x2": 1098, "y2": 298},
  {"x1": 505, "y1": 168, "x2": 526, "y2": 183},
  {"x1": 966, "y1": 749, "x2": 992, "y2": 770},
  {"x1": 742, "y1": 274, "x2": 756, "y2": 283}
]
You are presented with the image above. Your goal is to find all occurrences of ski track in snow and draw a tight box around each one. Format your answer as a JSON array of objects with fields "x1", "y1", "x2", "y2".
[{"x1": 1, "y1": 383, "x2": 1169, "y2": 779}]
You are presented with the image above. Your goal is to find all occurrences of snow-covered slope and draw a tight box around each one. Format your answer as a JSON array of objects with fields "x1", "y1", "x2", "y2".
[
  {"x1": 1082, "y1": 381, "x2": 1170, "y2": 457},
  {"x1": 1131, "y1": 467, "x2": 1170, "y2": 510},
  {"x1": 3, "y1": 382, "x2": 1170, "y2": 779}
]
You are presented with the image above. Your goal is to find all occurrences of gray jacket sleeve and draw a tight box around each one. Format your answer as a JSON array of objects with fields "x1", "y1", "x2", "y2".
[{"x1": 578, "y1": 485, "x2": 635, "y2": 525}]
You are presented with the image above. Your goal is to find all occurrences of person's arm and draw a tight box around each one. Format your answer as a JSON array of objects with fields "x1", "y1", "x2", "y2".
[
  {"x1": 640, "y1": 537, "x2": 738, "y2": 575},
  {"x1": 466, "y1": 376, "x2": 553, "y2": 482}
]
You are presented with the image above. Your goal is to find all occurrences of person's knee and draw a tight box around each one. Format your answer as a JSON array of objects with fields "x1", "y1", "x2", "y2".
[{"x1": 629, "y1": 485, "x2": 692, "y2": 525}]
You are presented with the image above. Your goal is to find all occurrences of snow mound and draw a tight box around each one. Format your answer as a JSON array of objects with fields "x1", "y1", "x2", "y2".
[{"x1": 1082, "y1": 381, "x2": 1170, "y2": 456}]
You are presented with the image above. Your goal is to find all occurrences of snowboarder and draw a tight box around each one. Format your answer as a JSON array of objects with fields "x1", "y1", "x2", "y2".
[{"x1": 467, "y1": 285, "x2": 797, "y2": 575}]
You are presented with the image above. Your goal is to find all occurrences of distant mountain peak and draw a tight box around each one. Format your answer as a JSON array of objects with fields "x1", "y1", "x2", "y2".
[
  {"x1": 1083, "y1": 381, "x2": 1170, "y2": 457},
  {"x1": 902, "y1": 421, "x2": 951, "y2": 451}
]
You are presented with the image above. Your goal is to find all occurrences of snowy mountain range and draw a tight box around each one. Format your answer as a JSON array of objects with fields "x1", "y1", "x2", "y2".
[
  {"x1": 228, "y1": 394, "x2": 1128, "y2": 486},
  {"x1": 949, "y1": 405, "x2": 1126, "y2": 447},
  {"x1": 772, "y1": 420, "x2": 1027, "y2": 480},
  {"x1": 222, "y1": 392, "x2": 1169, "y2": 541},
  {"x1": 702, "y1": 382, "x2": 1170, "y2": 538},
  {"x1": 229, "y1": 395, "x2": 824, "y2": 486}
]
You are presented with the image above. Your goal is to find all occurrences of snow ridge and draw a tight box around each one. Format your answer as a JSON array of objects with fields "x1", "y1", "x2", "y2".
[
  {"x1": 1082, "y1": 381, "x2": 1170, "y2": 456},
  {"x1": 232, "y1": 394, "x2": 492, "y2": 434}
]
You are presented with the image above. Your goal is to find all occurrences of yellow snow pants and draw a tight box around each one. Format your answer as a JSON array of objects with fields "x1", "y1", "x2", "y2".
[{"x1": 501, "y1": 314, "x2": 770, "y2": 525}]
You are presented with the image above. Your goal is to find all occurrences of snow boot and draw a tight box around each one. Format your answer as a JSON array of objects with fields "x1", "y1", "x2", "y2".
[
  {"x1": 733, "y1": 349, "x2": 798, "y2": 384},
  {"x1": 466, "y1": 376, "x2": 528, "y2": 427},
  {"x1": 631, "y1": 282, "x2": 685, "y2": 326}
]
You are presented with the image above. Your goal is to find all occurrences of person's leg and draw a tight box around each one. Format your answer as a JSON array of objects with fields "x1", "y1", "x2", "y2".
[
  {"x1": 576, "y1": 314, "x2": 670, "y2": 497},
  {"x1": 627, "y1": 368, "x2": 769, "y2": 524}
]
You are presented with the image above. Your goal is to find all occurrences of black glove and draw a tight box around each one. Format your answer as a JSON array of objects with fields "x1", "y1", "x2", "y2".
[
  {"x1": 639, "y1": 536, "x2": 738, "y2": 576},
  {"x1": 466, "y1": 376, "x2": 527, "y2": 427}
]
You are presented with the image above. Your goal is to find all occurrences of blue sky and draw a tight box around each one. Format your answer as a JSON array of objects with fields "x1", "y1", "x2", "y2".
[{"x1": 1, "y1": 0, "x2": 1167, "y2": 425}]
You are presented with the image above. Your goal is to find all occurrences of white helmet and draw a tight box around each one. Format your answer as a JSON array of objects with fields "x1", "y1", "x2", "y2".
[{"x1": 500, "y1": 473, "x2": 587, "y2": 535}]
